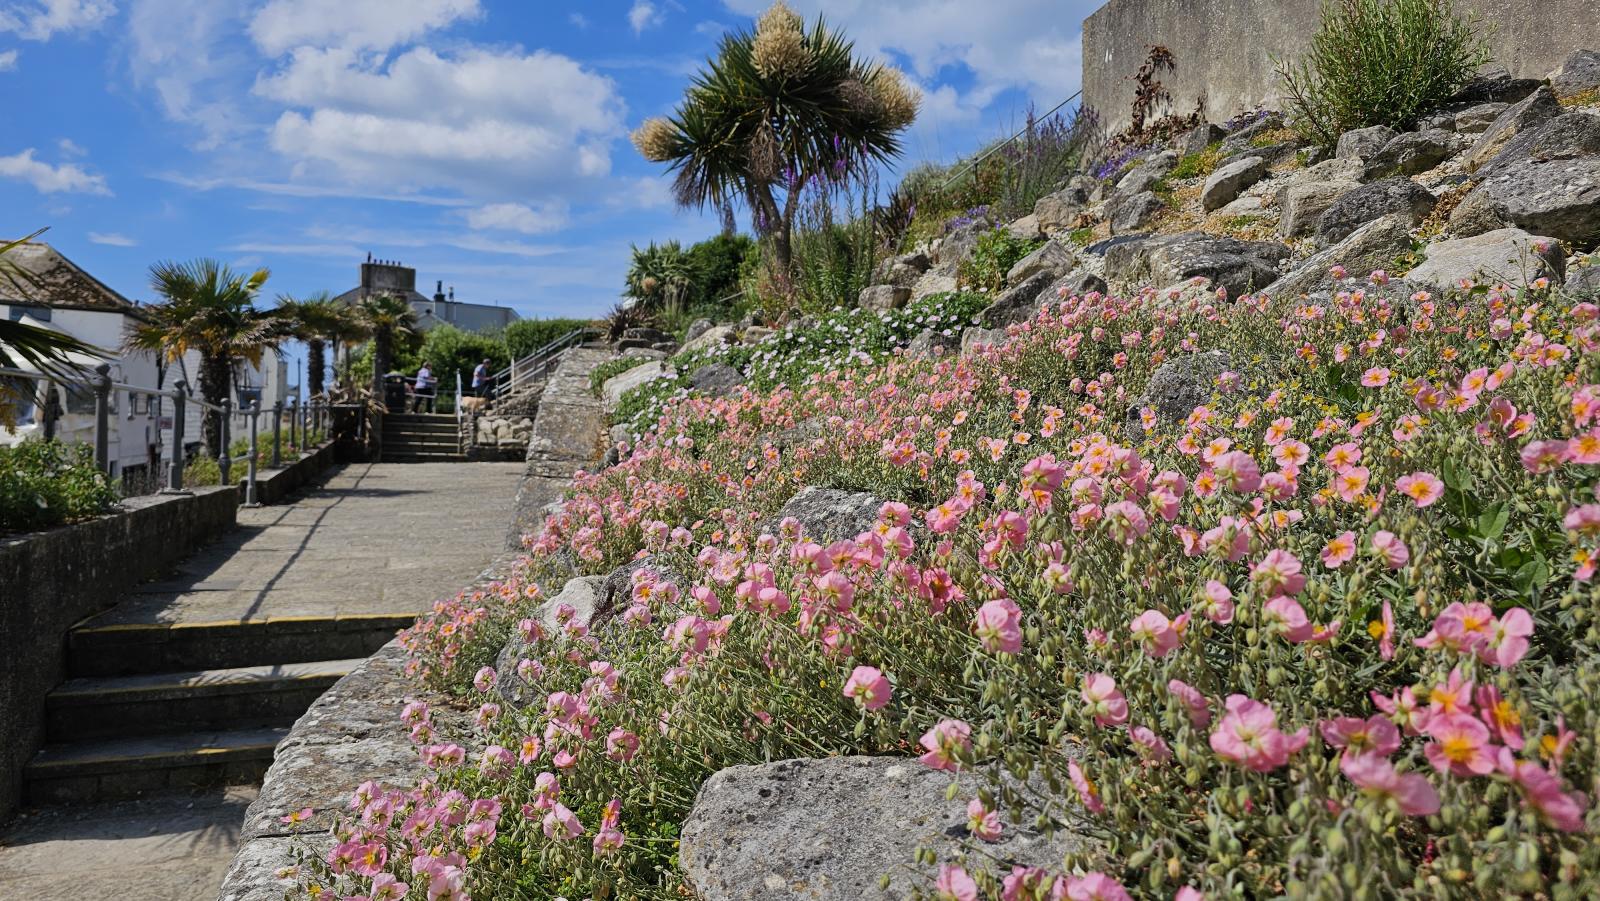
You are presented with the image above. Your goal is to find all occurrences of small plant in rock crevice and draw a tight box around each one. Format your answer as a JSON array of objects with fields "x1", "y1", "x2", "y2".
[{"x1": 957, "y1": 229, "x2": 1045, "y2": 293}]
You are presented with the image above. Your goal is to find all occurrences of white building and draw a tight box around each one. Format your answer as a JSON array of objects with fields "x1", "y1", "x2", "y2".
[
  {"x1": 333, "y1": 257, "x2": 519, "y2": 334},
  {"x1": 0, "y1": 242, "x2": 295, "y2": 490}
]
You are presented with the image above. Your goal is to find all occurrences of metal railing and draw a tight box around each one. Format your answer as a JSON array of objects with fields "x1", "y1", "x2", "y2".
[
  {"x1": 1, "y1": 362, "x2": 336, "y2": 503},
  {"x1": 484, "y1": 327, "x2": 600, "y2": 405}
]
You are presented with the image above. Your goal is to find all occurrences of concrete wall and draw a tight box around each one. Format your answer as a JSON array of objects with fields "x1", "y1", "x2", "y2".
[
  {"x1": 0, "y1": 487, "x2": 239, "y2": 821},
  {"x1": 1082, "y1": 0, "x2": 1600, "y2": 134}
]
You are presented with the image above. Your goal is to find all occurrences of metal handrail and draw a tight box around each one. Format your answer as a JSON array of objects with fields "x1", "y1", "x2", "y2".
[
  {"x1": 485, "y1": 326, "x2": 600, "y2": 404},
  {"x1": 939, "y1": 89, "x2": 1084, "y2": 191}
]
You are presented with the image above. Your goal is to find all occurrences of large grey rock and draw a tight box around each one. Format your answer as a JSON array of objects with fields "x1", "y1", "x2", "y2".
[
  {"x1": 961, "y1": 325, "x2": 1010, "y2": 353},
  {"x1": 1108, "y1": 190, "x2": 1165, "y2": 234},
  {"x1": 1005, "y1": 239, "x2": 1075, "y2": 283},
  {"x1": 909, "y1": 270, "x2": 959, "y2": 302},
  {"x1": 1362, "y1": 129, "x2": 1462, "y2": 179},
  {"x1": 1116, "y1": 166, "x2": 1163, "y2": 196},
  {"x1": 978, "y1": 271, "x2": 1056, "y2": 328},
  {"x1": 742, "y1": 326, "x2": 775, "y2": 345},
  {"x1": 1202, "y1": 155, "x2": 1268, "y2": 210},
  {"x1": 1551, "y1": 49, "x2": 1600, "y2": 100},
  {"x1": 1336, "y1": 125, "x2": 1398, "y2": 161},
  {"x1": 690, "y1": 362, "x2": 745, "y2": 397},
  {"x1": 1450, "y1": 71, "x2": 1542, "y2": 105},
  {"x1": 1452, "y1": 156, "x2": 1600, "y2": 247},
  {"x1": 1130, "y1": 351, "x2": 1232, "y2": 431},
  {"x1": 1568, "y1": 264, "x2": 1600, "y2": 298},
  {"x1": 1047, "y1": 270, "x2": 1110, "y2": 300},
  {"x1": 872, "y1": 252, "x2": 931, "y2": 289},
  {"x1": 1317, "y1": 177, "x2": 1436, "y2": 244},
  {"x1": 933, "y1": 220, "x2": 991, "y2": 274},
  {"x1": 684, "y1": 319, "x2": 715, "y2": 342},
  {"x1": 1265, "y1": 214, "x2": 1415, "y2": 297},
  {"x1": 1175, "y1": 122, "x2": 1227, "y2": 156},
  {"x1": 1004, "y1": 214, "x2": 1043, "y2": 241},
  {"x1": 1474, "y1": 113, "x2": 1600, "y2": 179},
  {"x1": 680, "y1": 324, "x2": 735, "y2": 356},
  {"x1": 1464, "y1": 85, "x2": 1562, "y2": 171},
  {"x1": 1033, "y1": 184, "x2": 1092, "y2": 232},
  {"x1": 1220, "y1": 112, "x2": 1284, "y2": 154},
  {"x1": 904, "y1": 327, "x2": 960, "y2": 360},
  {"x1": 1453, "y1": 102, "x2": 1509, "y2": 134},
  {"x1": 1104, "y1": 232, "x2": 1289, "y2": 297},
  {"x1": 769, "y1": 486, "x2": 883, "y2": 542},
  {"x1": 1407, "y1": 228, "x2": 1567, "y2": 292},
  {"x1": 858, "y1": 285, "x2": 912, "y2": 312},
  {"x1": 1278, "y1": 180, "x2": 1357, "y2": 238},
  {"x1": 601, "y1": 360, "x2": 672, "y2": 408},
  {"x1": 495, "y1": 575, "x2": 606, "y2": 706},
  {"x1": 681, "y1": 756, "x2": 1087, "y2": 901}
]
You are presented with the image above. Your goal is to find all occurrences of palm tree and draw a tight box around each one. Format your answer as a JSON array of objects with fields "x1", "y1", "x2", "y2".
[
  {"x1": 631, "y1": 2, "x2": 918, "y2": 276},
  {"x1": 356, "y1": 293, "x2": 418, "y2": 407},
  {"x1": 624, "y1": 241, "x2": 694, "y2": 311},
  {"x1": 126, "y1": 259, "x2": 274, "y2": 453},
  {"x1": 0, "y1": 230, "x2": 106, "y2": 375},
  {"x1": 271, "y1": 292, "x2": 344, "y2": 397}
]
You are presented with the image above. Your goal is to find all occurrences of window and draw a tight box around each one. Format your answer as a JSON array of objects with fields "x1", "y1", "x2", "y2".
[{"x1": 5, "y1": 304, "x2": 50, "y2": 323}]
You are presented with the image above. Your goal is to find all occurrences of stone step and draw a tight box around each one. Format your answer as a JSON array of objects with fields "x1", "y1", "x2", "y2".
[
  {"x1": 24, "y1": 726, "x2": 288, "y2": 805},
  {"x1": 66, "y1": 615, "x2": 415, "y2": 678},
  {"x1": 384, "y1": 414, "x2": 456, "y2": 426},
  {"x1": 383, "y1": 423, "x2": 459, "y2": 436},
  {"x1": 45, "y1": 659, "x2": 359, "y2": 742},
  {"x1": 382, "y1": 438, "x2": 462, "y2": 453},
  {"x1": 380, "y1": 451, "x2": 470, "y2": 463}
]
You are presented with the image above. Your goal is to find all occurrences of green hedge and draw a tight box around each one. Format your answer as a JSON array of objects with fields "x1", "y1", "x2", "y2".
[{"x1": 0, "y1": 441, "x2": 118, "y2": 533}]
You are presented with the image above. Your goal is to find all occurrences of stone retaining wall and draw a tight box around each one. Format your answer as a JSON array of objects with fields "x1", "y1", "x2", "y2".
[
  {"x1": 0, "y1": 486, "x2": 240, "y2": 822},
  {"x1": 1082, "y1": 0, "x2": 1600, "y2": 134},
  {"x1": 246, "y1": 442, "x2": 338, "y2": 506}
]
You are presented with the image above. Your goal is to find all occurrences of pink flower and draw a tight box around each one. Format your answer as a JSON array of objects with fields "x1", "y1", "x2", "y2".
[
  {"x1": 1341, "y1": 752, "x2": 1441, "y2": 816},
  {"x1": 1498, "y1": 748, "x2": 1589, "y2": 832},
  {"x1": 1371, "y1": 530, "x2": 1410, "y2": 569},
  {"x1": 1475, "y1": 684, "x2": 1525, "y2": 750},
  {"x1": 1212, "y1": 450, "x2": 1262, "y2": 493},
  {"x1": 936, "y1": 864, "x2": 979, "y2": 901},
  {"x1": 606, "y1": 727, "x2": 641, "y2": 762},
  {"x1": 1104, "y1": 499, "x2": 1150, "y2": 543},
  {"x1": 1372, "y1": 686, "x2": 1430, "y2": 735},
  {"x1": 843, "y1": 666, "x2": 892, "y2": 711},
  {"x1": 1262, "y1": 596, "x2": 1337, "y2": 643},
  {"x1": 1395, "y1": 471, "x2": 1444, "y2": 508},
  {"x1": 1209, "y1": 695, "x2": 1309, "y2": 772},
  {"x1": 1481, "y1": 607, "x2": 1533, "y2": 669},
  {"x1": 1360, "y1": 367, "x2": 1391, "y2": 387},
  {"x1": 1174, "y1": 888, "x2": 1205, "y2": 901},
  {"x1": 1081, "y1": 673, "x2": 1129, "y2": 727},
  {"x1": 918, "y1": 719, "x2": 972, "y2": 771},
  {"x1": 1520, "y1": 439, "x2": 1570, "y2": 473},
  {"x1": 1251, "y1": 549, "x2": 1306, "y2": 596},
  {"x1": 1130, "y1": 725, "x2": 1173, "y2": 763},
  {"x1": 1065, "y1": 872, "x2": 1134, "y2": 901},
  {"x1": 541, "y1": 802, "x2": 583, "y2": 841},
  {"x1": 966, "y1": 797, "x2": 1004, "y2": 841},
  {"x1": 369, "y1": 874, "x2": 408, "y2": 901},
  {"x1": 1198, "y1": 580, "x2": 1235, "y2": 624},
  {"x1": 1423, "y1": 714, "x2": 1497, "y2": 777},
  {"x1": 1168, "y1": 679, "x2": 1212, "y2": 727},
  {"x1": 1415, "y1": 601, "x2": 1496, "y2": 654},
  {"x1": 1320, "y1": 715, "x2": 1401, "y2": 756},
  {"x1": 1068, "y1": 760, "x2": 1105, "y2": 813},
  {"x1": 1373, "y1": 600, "x2": 1395, "y2": 661},
  {"x1": 1320, "y1": 531, "x2": 1357, "y2": 568},
  {"x1": 1129, "y1": 609, "x2": 1181, "y2": 657},
  {"x1": 975, "y1": 598, "x2": 1024, "y2": 654}
]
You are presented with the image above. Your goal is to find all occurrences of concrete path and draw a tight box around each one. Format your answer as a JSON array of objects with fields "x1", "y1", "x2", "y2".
[{"x1": 0, "y1": 461, "x2": 526, "y2": 901}]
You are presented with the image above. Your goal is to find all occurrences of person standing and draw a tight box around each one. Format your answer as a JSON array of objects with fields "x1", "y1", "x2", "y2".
[
  {"x1": 471, "y1": 358, "x2": 492, "y2": 399},
  {"x1": 412, "y1": 362, "x2": 436, "y2": 413}
]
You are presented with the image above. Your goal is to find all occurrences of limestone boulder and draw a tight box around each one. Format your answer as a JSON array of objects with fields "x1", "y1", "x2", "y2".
[
  {"x1": 494, "y1": 576, "x2": 606, "y2": 706},
  {"x1": 1005, "y1": 239, "x2": 1076, "y2": 284},
  {"x1": 1567, "y1": 264, "x2": 1600, "y2": 298},
  {"x1": 909, "y1": 270, "x2": 959, "y2": 302},
  {"x1": 1047, "y1": 270, "x2": 1110, "y2": 301},
  {"x1": 1407, "y1": 228, "x2": 1567, "y2": 292},
  {"x1": 1175, "y1": 122, "x2": 1227, "y2": 156},
  {"x1": 961, "y1": 325, "x2": 1010, "y2": 353},
  {"x1": 1108, "y1": 190, "x2": 1165, "y2": 234},
  {"x1": 1129, "y1": 351, "x2": 1233, "y2": 432},
  {"x1": 904, "y1": 327, "x2": 960, "y2": 360},
  {"x1": 1451, "y1": 156, "x2": 1600, "y2": 247},
  {"x1": 1278, "y1": 180, "x2": 1356, "y2": 238},
  {"x1": 690, "y1": 362, "x2": 745, "y2": 397},
  {"x1": 1316, "y1": 177, "x2": 1436, "y2": 244},
  {"x1": 932, "y1": 220, "x2": 991, "y2": 274},
  {"x1": 1336, "y1": 125, "x2": 1398, "y2": 161},
  {"x1": 684, "y1": 319, "x2": 714, "y2": 342},
  {"x1": 1449, "y1": 71, "x2": 1542, "y2": 105},
  {"x1": 1474, "y1": 113, "x2": 1600, "y2": 179},
  {"x1": 1033, "y1": 184, "x2": 1092, "y2": 232},
  {"x1": 1004, "y1": 214, "x2": 1043, "y2": 241},
  {"x1": 742, "y1": 326, "x2": 775, "y2": 345},
  {"x1": 978, "y1": 271, "x2": 1056, "y2": 328},
  {"x1": 858, "y1": 285, "x2": 912, "y2": 312},
  {"x1": 680, "y1": 324, "x2": 735, "y2": 356},
  {"x1": 872, "y1": 252, "x2": 931, "y2": 289},
  {"x1": 1453, "y1": 102, "x2": 1509, "y2": 134},
  {"x1": 600, "y1": 361, "x2": 672, "y2": 408},
  {"x1": 1104, "y1": 232, "x2": 1288, "y2": 298},
  {"x1": 1202, "y1": 155, "x2": 1268, "y2": 211},
  {"x1": 767, "y1": 486, "x2": 883, "y2": 542},
  {"x1": 1117, "y1": 166, "x2": 1162, "y2": 196},
  {"x1": 1551, "y1": 49, "x2": 1600, "y2": 100},
  {"x1": 1264, "y1": 214, "x2": 1416, "y2": 298},
  {"x1": 1463, "y1": 85, "x2": 1561, "y2": 171},
  {"x1": 681, "y1": 756, "x2": 1087, "y2": 901},
  {"x1": 1362, "y1": 129, "x2": 1463, "y2": 179}
]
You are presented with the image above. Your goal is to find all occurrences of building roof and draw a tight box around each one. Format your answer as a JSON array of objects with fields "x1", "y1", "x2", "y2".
[
  {"x1": 0, "y1": 241, "x2": 146, "y2": 316},
  {"x1": 330, "y1": 286, "x2": 431, "y2": 308}
]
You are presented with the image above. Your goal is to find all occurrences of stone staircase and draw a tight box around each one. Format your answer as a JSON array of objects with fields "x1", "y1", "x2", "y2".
[
  {"x1": 381, "y1": 413, "x2": 464, "y2": 463},
  {"x1": 23, "y1": 614, "x2": 411, "y2": 803}
]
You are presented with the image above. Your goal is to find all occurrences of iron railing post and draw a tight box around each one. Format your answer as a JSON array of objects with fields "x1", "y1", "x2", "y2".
[
  {"x1": 92, "y1": 362, "x2": 112, "y2": 475},
  {"x1": 271, "y1": 399, "x2": 283, "y2": 467},
  {"x1": 43, "y1": 379, "x2": 58, "y2": 440},
  {"x1": 166, "y1": 380, "x2": 188, "y2": 492},
  {"x1": 290, "y1": 397, "x2": 299, "y2": 451},
  {"x1": 244, "y1": 401, "x2": 260, "y2": 506},
  {"x1": 219, "y1": 398, "x2": 233, "y2": 485}
]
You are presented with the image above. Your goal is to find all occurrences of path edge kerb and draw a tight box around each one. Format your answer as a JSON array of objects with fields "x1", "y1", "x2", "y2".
[{"x1": 216, "y1": 344, "x2": 615, "y2": 901}]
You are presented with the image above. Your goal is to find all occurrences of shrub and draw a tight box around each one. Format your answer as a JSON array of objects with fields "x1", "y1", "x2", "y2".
[
  {"x1": 1168, "y1": 142, "x2": 1224, "y2": 180},
  {"x1": 0, "y1": 440, "x2": 117, "y2": 533},
  {"x1": 958, "y1": 228, "x2": 1045, "y2": 292},
  {"x1": 502, "y1": 319, "x2": 594, "y2": 361},
  {"x1": 1278, "y1": 0, "x2": 1490, "y2": 147}
]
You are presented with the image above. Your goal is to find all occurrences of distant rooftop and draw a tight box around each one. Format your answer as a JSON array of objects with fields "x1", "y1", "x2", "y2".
[
  {"x1": 333, "y1": 255, "x2": 518, "y2": 332},
  {"x1": 0, "y1": 241, "x2": 144, "y2": 316}
]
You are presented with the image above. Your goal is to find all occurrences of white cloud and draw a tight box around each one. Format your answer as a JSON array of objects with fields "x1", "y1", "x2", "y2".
[
  {"x1": 464, "y1": 202, "x2": 567, "y2": 235},
  {"x1": 628, "y1": 0, "x2": 665, "y2": 34},
  {"x1": 126, "y1": 0, "x2": 258, "y2": 149},
  {"x1": 248, "y1": 0, "x2": 480, "y2": 55},
  {"x1": 256, "y1": 46, "x2": 625, "y2": 195},
  {"x1": 567, "y1": 12, "x2": 589, "y2": 29},
  {"x1": 0, "y1": 0, "x2": 116, "y2": 41},
  {"x1": 57, "y1": 137, "x2": 85, "y2": 156},
  {"x1": 88, "y1": 231, "x2": 137, "y2": 246},
  {"x1": 0, "y1": 148, "x2": 110, "y2": 194},
  {"x1": 0, "y1": 50, "x2": 17, "y2": 70}
]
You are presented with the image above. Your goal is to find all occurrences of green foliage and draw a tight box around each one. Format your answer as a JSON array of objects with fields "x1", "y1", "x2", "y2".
[
  {"x1": 1068, "y1": 226, "x2": 1097, "y2": 247},
  {"x1": 957, "y1": 229, "x2": 1044, "y2": 292},
  {"x1": 788, "y1": 196, "x2": 880, "y2": 315},
  {"x1": 0, "y1": 441, "x2": 117, "y2": 533},
  {"x1": 1167, "y1": 142, "x2": 1224, "y2": 180},
  {"x1": 1277, "y1": 0, "x2": 1490, "y2": 147},
  {"x1": 418, "y1": 325, "x2": 505, "y2": 400},
  {"x1": 502, "y1": 319, "x2": 593, "y2": 361},
  {"x1": 684, "y1": 233, "x2": 755, "y2": 311},
  {"x1": 589, "y1": 356, "x2": 653, "y2": 397},
  {"x1": 624, "y1": 241, "x2": 695, "y2": 312}
]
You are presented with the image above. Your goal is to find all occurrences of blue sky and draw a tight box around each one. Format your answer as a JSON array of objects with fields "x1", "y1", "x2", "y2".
[{"x1": 1, "y1": 0, "x2": 1097, "y2": 323}]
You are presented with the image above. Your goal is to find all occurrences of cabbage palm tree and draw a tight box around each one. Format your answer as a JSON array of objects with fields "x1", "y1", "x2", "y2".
[
  {"x1": 631, "y1": 2, "x2": 918, "y2": 276},
  {"x1": 356, "y1": 293, "x2": 418, "y2": 405},
  {"x1": 624, "y1": 241, "x2": 694, "y2": 311},
  {"x1": 126, "y1": 259, "x2": 274, "y2": 453},
  {"x1": 272, "y1": 292, "x2": 344, "y2": 397}
]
